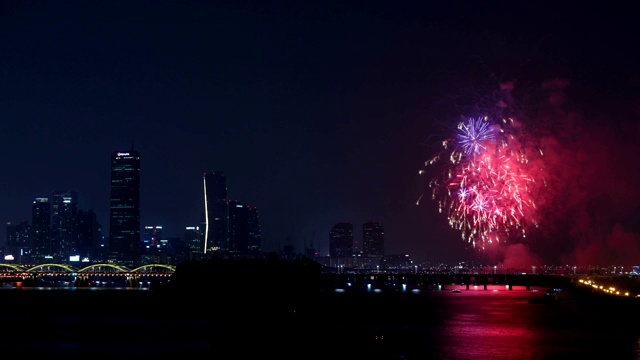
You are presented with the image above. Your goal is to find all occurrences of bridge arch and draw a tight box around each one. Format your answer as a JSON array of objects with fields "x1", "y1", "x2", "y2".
[
  {"x1": 0, "y1": 264, "x2": 27, "y2": 272},
  {"x1": 27, "y1": 263, "x2": 79, "y2": 273},
  {"x1": 78, "y1": 263, "x2": 132, "y2": 273},
  {"x1": 1, "y1": 263, "x2": 176, "y2": 275},
  {"x1": 130, "y1": 264, "x2": 176, "y2": 273}
]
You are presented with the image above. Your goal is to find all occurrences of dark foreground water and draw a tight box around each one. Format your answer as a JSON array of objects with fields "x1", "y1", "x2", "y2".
[{"x1": 1, "y1": 285, "x2": 639, "y2": 359}]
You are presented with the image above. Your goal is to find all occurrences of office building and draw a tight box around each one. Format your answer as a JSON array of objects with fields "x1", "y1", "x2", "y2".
[
  {"x1": 184, "y1": 226, "x2": 203, "y2": 256},
  {"x1": 143, "y1": 225, "x2": 163, "y2": 254},
  {"x1": 141, "y1": 226, "x2": 171, "y2": 264},
  {"x1": 143, "y1": 225, "x2": 163, "y2": 247},
  {"x1": 228, "y1": 199, "x2": 261, "y2": 254},
  {"x1": 203, "y1": 171, "x2": 229, "y2": 253},
  {"x1": 109, "y1": 149, "x2": 141, "y2": 265}
]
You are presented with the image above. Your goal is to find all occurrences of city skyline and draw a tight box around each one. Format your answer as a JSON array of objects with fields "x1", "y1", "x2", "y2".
[
  {"x1": 1, "y1": 158, "x2": 392, "y2": 264},
  {"x1": 2, "y1": 1, "x2": 640, "y2": 266},
  {"x1": 1, "y1": 160, "x2": 388, "y2": 261}
]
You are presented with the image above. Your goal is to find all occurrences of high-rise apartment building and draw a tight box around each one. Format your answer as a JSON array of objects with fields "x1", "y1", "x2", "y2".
[
  {"x1": 362, "y1": 221, "x2": 384, "y2": 269},
  {"x1": 31, "y1": 197, "x2": 51, "y2": 263},
  {"x1": 75, "y1": 209, "x2": 101, "y2": 261},
  {"x1": 203, "y1": 171, "x2": 229, "y2": 253},
  {"x1": 245, "y1": 203, "x2": 261, "y2": 253},
  {"x1": 5, "y1": 221, "x2": 31, "y2": 263},
  {"x1": 51, "y1": 189, "x2": 79, "y2": 261},
  {"x1": 228, "y1": 199, "x2": 261, "y2": 254},
  {"x1": 329, "y1": 222, "x2": 353, "y2": 258},
  {"x1": 362, "y1": 222, "x2": 384, "y2": 257},
  {"x1": 109, "y1": 149, "x2": 141, "y2": 265}
]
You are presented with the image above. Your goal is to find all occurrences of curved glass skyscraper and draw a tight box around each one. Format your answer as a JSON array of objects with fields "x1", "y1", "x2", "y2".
[{"x1": 203, "y1": 171, "x2": 229, "y2": 253}]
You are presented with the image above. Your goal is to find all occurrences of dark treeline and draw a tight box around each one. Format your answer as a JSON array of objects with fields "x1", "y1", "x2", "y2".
[{"x1": 165, "y1": 253, "x2": 327, "y2": 298}]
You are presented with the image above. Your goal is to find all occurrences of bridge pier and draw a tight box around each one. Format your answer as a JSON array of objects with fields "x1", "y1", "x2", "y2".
[{"x1": 127, "y1": 275, "x2": 140, "y2": 287}]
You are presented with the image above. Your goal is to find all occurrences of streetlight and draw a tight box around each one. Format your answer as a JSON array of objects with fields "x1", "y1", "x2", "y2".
[{"x1": 532, "y1": 266, "x2": 536, "y2": 275}]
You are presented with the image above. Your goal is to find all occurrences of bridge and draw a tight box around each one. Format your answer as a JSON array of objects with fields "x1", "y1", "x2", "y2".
[
  {"x1": 322, "y1": 272, "x2": 640, "y2": 299},
  {"x1": 0, "y1": 263, "x2": 176, "y2": 287},
  {"x1": 0, "y1": 262, "x2": 176, "y2": 274},
  {"x1": 2, "y1": 262, "x2": 638, "y2": 298},
  {"x1": 324, "y1": 272, "x2": 582, "y2": 293}
]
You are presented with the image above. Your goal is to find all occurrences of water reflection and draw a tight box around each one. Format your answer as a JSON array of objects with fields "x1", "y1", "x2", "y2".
[
  {"x1": 437, "y1": 292, "x2": 539, "y2": 359},
  {"x1": 429, "y1": 290, "x2": 640, "y2": 359}
]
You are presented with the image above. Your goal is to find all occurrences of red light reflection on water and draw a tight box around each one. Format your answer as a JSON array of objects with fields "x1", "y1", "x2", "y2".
[{"x1": 428, "y1": 290, "x2": 637, "y2": 359}]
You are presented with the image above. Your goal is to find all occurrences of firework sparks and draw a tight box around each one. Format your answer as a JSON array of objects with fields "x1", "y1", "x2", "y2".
[
  {"x1": 420, "y1": 115, "x2": 543, "y2": 250},
  {"x1": 457, "y1": 116, "x2": 495, "y2": 155}
]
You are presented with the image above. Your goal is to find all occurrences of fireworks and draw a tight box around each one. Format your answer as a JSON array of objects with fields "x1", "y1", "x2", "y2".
[
  {"x1": 420, "y1": 115, "x2": 543, "y2": 250},
  {"x1": 457, "y1": 116, "x2": 496, "y2": 155}
]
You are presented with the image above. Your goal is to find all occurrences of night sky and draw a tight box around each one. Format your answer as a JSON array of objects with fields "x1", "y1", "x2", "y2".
[{"x1": 2, "y1": 1, "x2": 639, "y2": 267}]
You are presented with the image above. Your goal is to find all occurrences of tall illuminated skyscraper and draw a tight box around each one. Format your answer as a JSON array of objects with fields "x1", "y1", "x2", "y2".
[
  {"x1": 109, "y1": 149, "x2": 141, "y2": 265},
  {"x1": 203, "y1": 171, "x2": 229, "y2": 253}
]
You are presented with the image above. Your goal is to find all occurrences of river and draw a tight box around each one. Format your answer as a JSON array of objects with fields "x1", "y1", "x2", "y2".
[{"x1": 0, "y1": 285, "x2": 638, "y2": 359}]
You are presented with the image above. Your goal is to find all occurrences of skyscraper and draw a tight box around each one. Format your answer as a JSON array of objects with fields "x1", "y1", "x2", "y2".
[
  {"x1": 51, "y1": 189, "x2": 78, "y2": 261},
  {"x1": 362, "y1": 221, "x2": 384, "y2": 269},
  {"x1": 184, "y1": 226, "x2": 202, "y2": 255},
  {"x1": 31, "y1": 197, "x2": 51, "y2": 263},
  {"x1": 75, "y1": 208, "x2": 101, "y2": 261},
  {"x1": 362, "y1": 221, "x2": 384, "y2": 257},
  {"x1": 228, "y1": 199, "x2": 261, "y2": 254},
  {"x1": 329, "y1": 222, "x2": 353, "y2": 258},
  {"x1": 143, "y1": 226, "x2": 163, "y2": 248},
  {"x1": 203, "y1": 171, "x2": 229, "y2": 253},
  {"x1": 245, "y1": 203, "x2": 261, "y2": 253},
  {"x1": 5, "y1": 221, "x2": 31, "y2": 264},
  {"x1": 109, "y1": 149, "x2": 141, "y2": 265}
]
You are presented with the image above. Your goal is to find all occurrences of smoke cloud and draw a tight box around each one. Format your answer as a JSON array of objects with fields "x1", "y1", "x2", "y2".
[{"x1": 497, "y1": 77, "x2": 640, "y2": 268}]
